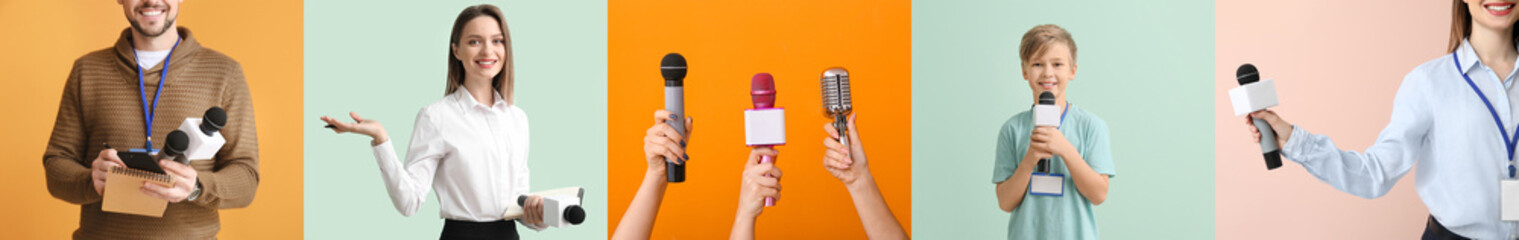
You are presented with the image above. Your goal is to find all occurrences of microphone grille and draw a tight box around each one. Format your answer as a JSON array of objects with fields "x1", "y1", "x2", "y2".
[
  {"x1": 820, "y1": 67, "x2": 852, "y2": 114},
  {"x1": 661, "y1": 53, "x2": 687, "y2": 82},
  {"x1": 202, "y1": 107, "x2": 227, "y2": 133},
  {"x1": 1236, "y1": 63, "x2": 1260, "y2": 85},
  {"x1": 166, "y1": 130, "x2": 189, "y2": 154},
  {"x1": 1038, "y1": 91, "x2": 1055, "y2": 105},
  {"x1": 564, "y1": 205, "x2": 587, "y2": 225}
]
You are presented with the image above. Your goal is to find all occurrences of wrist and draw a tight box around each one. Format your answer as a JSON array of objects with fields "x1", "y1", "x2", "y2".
[
  {"x1": 845, "y1": 171, "x2": 876, "y2": 192},
  {"x1": 643, "y1": 169, "x2": 668, "y2": 187},
  {"x1": 370, "y1": 132, "x2": 389, "y2": 146},
  {"x1": 186, "y1": 180, "x2": 203, "y2": 202}
]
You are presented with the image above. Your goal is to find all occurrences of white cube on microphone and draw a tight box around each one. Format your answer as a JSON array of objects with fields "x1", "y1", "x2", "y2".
[
  {"x1": 542, "y1": 194, "x2": 582, "y2": 228},
  {"x1": 744, "y1": 108, "x2": 786, "y2": 146},
  {"x1": 176, "y1": 118, "x2": 225, "y2": 161},
  {"x1": 504, "y1": 186, "x2": 586, "y2": 229},
  {"x1": 1034, "y1": 105, "x2": 1061, "y2": 127},
  {"x1": 1229, "y1": 79, "x2": 1280, "y2": 116}
]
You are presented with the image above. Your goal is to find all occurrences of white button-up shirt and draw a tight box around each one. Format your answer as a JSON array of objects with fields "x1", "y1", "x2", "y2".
[
  {"x1": 1283, "y1": 40, "x2": 1517, "y2": 239},
  {"x1": 370, "y1": 89, "x2": 536, "y2": 228}
]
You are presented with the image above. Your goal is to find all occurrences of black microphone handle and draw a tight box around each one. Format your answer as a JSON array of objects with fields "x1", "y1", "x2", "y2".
[{"x1": 1252, "y1": 117, "x2": 1283, "y2": 170}]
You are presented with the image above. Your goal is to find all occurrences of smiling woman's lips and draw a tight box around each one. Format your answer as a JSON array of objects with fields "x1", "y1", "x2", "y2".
[{"x1": 1487, "y1": 2, "x2": 1516, "y2": 16}]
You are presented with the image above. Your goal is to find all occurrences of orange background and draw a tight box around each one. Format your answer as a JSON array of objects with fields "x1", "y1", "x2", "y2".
[
  {"x1": 0, "y1": 1, "x2": 303, "y2": 239},
  {"x1": 607, "y1": 0, "x2": 912, "y2": 238}
]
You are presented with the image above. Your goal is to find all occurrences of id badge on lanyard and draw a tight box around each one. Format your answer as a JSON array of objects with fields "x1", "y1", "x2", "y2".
[{"x1": 1453, "y1": 53, "x2": 1519, "y2": 221}]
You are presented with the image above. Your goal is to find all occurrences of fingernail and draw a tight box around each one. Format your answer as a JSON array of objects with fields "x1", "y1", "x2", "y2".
[
  {"x1": 684, "y1": 153, "x2": 690, "y2": 161},
  {"x1": 669, "y1": 114, "x2": 678, "y2": 120},
  {"x1": 681, "y1": 140, "x2": 687, "y2": 147}
]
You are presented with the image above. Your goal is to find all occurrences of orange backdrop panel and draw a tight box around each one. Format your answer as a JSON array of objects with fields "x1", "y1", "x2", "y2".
[
  {"x1": 607, "y1": 0, "x2": 912, "y2": 238},
  {"x1": 0, "y1": 1, "x2": 303, "y2": 239}
]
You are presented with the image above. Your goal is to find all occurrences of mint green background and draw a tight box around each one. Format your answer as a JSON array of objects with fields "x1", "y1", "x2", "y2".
[
  {"x1": 912, "y1": 0, "x2": 1215, "y2": 239},
  {"x1": 303, "y1": 1, "x2": 606, "y2": 239}
]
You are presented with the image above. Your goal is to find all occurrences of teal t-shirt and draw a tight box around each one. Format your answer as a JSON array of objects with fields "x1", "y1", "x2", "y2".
[{"x1": 991, "y1": 105, "x2": 1116, "y2": 240}]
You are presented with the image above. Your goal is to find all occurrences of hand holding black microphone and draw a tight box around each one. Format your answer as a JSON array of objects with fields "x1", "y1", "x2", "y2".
[
  {"x1": 1230, "y1": 63, "x2": 1291, "y2": 170},
  {"x1": 660, "y1": 53, "x2": 691, "y2": 182}
]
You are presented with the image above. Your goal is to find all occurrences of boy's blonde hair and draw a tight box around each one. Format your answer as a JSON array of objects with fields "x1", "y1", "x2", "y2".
[{"x1": 1019, "y1": 24, "x2": 1076, "y2": 63}]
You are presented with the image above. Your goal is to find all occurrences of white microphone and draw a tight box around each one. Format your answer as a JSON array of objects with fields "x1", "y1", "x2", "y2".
[
  {"x1": 175, "y1": 107, "x2": 227, "y2": 162},
  {"x1": 502, "y1": 187, "x2": 587, "y2": 228},
  {"x1": 1229, "y1": 64, "x2": 1283, "y2": 170}
]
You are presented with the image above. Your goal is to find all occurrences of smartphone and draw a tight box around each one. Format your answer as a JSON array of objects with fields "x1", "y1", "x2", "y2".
[{"x1": 117, "y1": 152, "x2": 166, "y2": 174}]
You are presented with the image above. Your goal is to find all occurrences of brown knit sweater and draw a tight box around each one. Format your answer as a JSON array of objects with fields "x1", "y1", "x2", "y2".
[{"x1": 43, "y1": 27, "x2": 260, "y2": 239}]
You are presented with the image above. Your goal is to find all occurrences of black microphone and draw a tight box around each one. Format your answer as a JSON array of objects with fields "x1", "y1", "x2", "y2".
[
  {"x1": 661, "y1": 53, "x2": 688, "y2": 183},
  {"x1": 160, "y1": 130, "x2": 190, "y2": 164},
  {"x1": 1034, "y1": 92, "x2": 1058, "y2": 173},
  {"x1": 1236, "y1": 64, "x2": 1283, "y2": 170}
]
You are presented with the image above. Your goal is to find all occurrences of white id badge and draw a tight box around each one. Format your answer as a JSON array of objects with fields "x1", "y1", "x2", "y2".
[
  {"x1": 1029, "y1": 173, "x2": 1064, "y2": 197},
  {"x1": 1503, "y1": 180, "x2": 1519, "y2": 221}
]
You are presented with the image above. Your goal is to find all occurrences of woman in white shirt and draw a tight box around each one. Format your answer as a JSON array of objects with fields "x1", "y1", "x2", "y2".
[
  {"x1": 1248, "y1": 1, "x2": 1519, "y2": 239},
  {"x1": 320, "y1": 5, "x2": 545, "y2": 240}
]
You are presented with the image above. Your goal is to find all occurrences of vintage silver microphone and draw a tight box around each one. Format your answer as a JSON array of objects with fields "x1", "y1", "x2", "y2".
[{"x1": 820, "y1": 67, "x2": 853, "y2": 148}]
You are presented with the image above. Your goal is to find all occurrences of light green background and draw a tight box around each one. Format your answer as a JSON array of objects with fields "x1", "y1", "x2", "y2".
[
  {"x1": 303, "y1": 0, "x2": 606, "y2": 239},
  {"x1": 912, "y1": 0, "x2": 1215, "y2": 239}
]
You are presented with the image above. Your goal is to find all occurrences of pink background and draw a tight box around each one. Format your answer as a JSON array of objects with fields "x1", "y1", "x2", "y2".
[{"x1": 1215, "y1": 0, "x2": 1451, "y2": 239}]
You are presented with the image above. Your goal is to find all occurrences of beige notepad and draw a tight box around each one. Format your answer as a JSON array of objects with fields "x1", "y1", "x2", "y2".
[{"x1": 101, "y1": 166, "x2": 174, "y2": 217}]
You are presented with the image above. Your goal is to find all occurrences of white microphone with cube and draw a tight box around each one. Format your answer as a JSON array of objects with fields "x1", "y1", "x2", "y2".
[
  {"x1": 1028, "y1": 91, "x2": 1065, "y2": 197},
  {"x1": 1229, "y1": 63, "x2": 1284, "y2": 170},
  {"x1": 746, "y1": 73, "x2": 784, "y2": 207},
  {"x1": 175, "y1": 106, "x2": 228, "y2": 162},
  {"x1": 502, "y1": 186, "x2": 587, "y2": 229}
]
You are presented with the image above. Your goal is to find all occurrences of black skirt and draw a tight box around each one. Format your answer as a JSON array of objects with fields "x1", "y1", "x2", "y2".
[
  {"x1": 1421, "y1": 215, "x2": 1471, "y2": 240},
  {"x1": 441, "y1": 219, "x2": 519, "y2": 240}
]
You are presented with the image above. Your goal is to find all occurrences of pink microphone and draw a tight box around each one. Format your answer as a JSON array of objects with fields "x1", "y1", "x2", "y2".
[{"x1": 746, "y1": 73, "x2": 786, "y2": 207}]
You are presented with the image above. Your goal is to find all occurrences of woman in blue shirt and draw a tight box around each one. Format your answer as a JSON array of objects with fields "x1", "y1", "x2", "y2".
[{"x1": 1247, "y1": 1, "x2": 1519, "y2": 239}]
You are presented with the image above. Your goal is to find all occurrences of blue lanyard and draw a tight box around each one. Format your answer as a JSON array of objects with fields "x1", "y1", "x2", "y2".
[
  {"x1": 134, "y1": 39, "x2": 181, "y2": 150},
  {"x1": 1058, "y1": 102, "x2": 1069, "y2": 129},
  {"x1": 1453, "y1": 53, "x2": 1519, "y2": 179}
]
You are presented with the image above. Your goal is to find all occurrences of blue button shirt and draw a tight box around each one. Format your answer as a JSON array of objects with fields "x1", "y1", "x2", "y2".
[{"x1": 1282, "y1": 40, "x2": 1518, "y2": 239}]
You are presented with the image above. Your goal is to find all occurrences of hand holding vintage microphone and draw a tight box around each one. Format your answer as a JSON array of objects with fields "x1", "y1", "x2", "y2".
[{"x1": 821, "y1": 67, "x2": 852, "y2": 149}]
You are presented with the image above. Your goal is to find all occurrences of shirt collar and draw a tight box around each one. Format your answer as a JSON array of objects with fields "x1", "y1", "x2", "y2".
[
  {"x1": 1457, "y1": 39, "x2": 1481, "y2": 75},
  {"x1": 452, "y1": 88, "x2": 510, "y2": 112},
  {"x1": 1455, "y1": 38, "x2": 1519, "y2": 77}
]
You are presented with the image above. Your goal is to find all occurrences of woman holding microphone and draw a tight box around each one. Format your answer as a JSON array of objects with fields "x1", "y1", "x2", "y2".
[
  {"x1": 320, "y1": 5, "x2": 546, "y2": 240},
  {"x1": 1247, "y1": 0, "x2": 1519, "y2": 239}
]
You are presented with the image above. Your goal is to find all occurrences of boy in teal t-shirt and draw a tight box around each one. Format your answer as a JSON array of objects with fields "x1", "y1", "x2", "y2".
[{"x1": 992, "y1": 24, "x2": 1116, "y2": 240}]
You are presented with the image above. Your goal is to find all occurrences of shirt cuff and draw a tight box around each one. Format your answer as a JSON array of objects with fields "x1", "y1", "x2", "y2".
[{"x1": 1281, "y1": 124, "x2": 1311, "y2": 163}]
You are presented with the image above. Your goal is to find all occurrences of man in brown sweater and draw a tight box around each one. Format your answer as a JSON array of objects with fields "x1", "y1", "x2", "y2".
[{"x1": 43, "y1": 0, "x2": 259, "y2": 239}]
